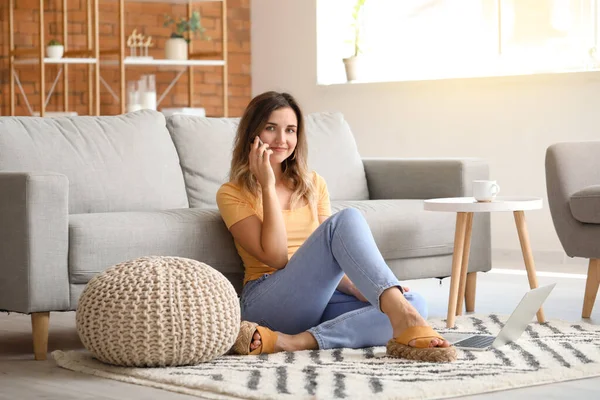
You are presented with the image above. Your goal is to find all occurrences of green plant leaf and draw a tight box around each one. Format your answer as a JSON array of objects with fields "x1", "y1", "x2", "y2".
[
  {"x1": 163, "y1": 10, "x2": 209, "y2": 41},
  {"x1": 346, "y1": 0, "x2": 367, "y2": 57}
]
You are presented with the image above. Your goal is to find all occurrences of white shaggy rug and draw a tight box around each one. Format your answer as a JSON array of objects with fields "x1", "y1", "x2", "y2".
[{"x1": 53, "y1": 314, "x2": 600, "y2": 400}]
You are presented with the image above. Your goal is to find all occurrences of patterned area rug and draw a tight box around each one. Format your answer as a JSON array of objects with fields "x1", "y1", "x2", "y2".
[{"x1": 53, "y1": 314, "x2": 600, "y2": 400}]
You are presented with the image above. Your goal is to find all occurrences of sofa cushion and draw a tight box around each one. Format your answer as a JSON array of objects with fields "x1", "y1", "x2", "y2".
[
  {"x1": 68, "y1": 208, "x2": 243, "y2": 284},
  {"x1": 304, "y1": 113, "x2": 369, "y2": 201},
  {"x1": 166, "y1": 111, "x2": 369, "y2": 207},
  {"x1": 570, "y1": 185, "x2": 600, "y2": 224},
  {"x1": 0, "y1": 110, "x2": 188, "y2": 214},
  {"x1": 166, "y1": 115, "x2": 240, "y2": 208},
  {"x1": 331, "y1": 200, "x2": 455, "y2": 260},
  {"x1": 68, "y1": 200, "x2": 455, "y2": 285}
]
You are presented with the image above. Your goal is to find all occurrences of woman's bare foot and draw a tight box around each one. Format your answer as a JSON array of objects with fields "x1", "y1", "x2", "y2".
[
  {"x1": 249, "y1": 331, "x2": 262, "y2": 352},
  {"x1": 393, "y1": 311, "x2": 450, "y2": 347},
  {"x1": 248, "y1": 330, "x2": 317, "y2": 353},
  {"x1": 381, "y1": 287, "x2": 450, "y2": 348}
]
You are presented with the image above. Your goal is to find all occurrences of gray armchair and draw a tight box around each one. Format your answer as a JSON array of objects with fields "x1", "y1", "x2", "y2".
[{"x1": 545, "y1": 141, "x2": 600, "y2": 318}]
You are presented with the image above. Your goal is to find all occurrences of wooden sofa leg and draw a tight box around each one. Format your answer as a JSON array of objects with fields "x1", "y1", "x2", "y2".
[
  {"x1": 31, "y1": 312, "x2": 50, "y2": 360},
  {"x1": 582, "y1": 259, "x2": 600, "y2": 318},
  {"x1": 465, "y1": 272, "x2": 477, "y2": 313}
]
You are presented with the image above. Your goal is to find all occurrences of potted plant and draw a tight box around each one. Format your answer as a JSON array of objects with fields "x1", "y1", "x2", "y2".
[
  {"x1": 343, "y1": 0, "x2": 366, "y2": 82},
  {"x1": 46, "y1": 39, "x2": 64, "y2": 59},
  {"x1": 163, "y1": 10, "x2": 209, "y2": 60}
]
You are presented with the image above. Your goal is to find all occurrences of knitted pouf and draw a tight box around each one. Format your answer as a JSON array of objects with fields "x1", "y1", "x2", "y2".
[{"x1": 76, "y1": 256, "x2": 240, "y2": 367}]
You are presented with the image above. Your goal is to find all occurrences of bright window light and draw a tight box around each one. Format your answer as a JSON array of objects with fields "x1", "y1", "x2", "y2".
[{"x1": 317, "y1": 0, "x2": 600, "y2": 84}]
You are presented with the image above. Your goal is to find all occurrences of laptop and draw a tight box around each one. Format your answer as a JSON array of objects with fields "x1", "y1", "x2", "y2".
[{"x1": 448, "y1": 283, "x2": 556, "y2": 351}]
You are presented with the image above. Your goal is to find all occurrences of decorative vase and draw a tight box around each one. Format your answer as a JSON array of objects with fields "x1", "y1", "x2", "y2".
[
  {"x1": 140, "y1": 74, "x2": 157, "y2": 110},
  {"x1": 343, "y1": 56, "x2": 361, "y2": 82},
  {"x1": 126, "y1": 81, "x2": 142, "y2": 113},
  {"x1": 46, "y1": 45, "x2": 64, "y2": 59},
  {"x1": 165, "y1": 37, "x2": 188, "y2": 60}
]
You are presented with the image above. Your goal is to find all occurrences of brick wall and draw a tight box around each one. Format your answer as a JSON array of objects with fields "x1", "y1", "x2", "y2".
[{"x1": 0, "y1": 0, "x2": 251, "y2": 117}]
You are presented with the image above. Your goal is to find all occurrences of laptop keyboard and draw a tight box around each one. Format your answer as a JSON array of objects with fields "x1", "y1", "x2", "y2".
[{"x1": 454, "y1": 335, "x2": 495, "y2": 349}]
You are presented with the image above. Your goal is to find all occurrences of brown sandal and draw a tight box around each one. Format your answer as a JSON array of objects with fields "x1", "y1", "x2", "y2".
[
  {"x1": 232, "y1": 321, "x2": 278, "y2": 355},
  {"x1": 386, "y1": 326, "x2": 457, "y2": 362}
]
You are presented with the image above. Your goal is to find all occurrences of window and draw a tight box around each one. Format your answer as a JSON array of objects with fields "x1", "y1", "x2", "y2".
[{"x1": 317, "y1": 0, "x2": 600, "y2": 84}]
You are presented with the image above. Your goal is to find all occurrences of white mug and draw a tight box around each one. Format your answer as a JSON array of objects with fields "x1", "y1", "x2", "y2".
[{"x1": 473, "y1": 180, "x2": 500, "y2": 202}]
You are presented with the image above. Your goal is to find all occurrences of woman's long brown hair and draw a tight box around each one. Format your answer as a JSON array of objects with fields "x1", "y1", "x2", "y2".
[{"x1": 229, "y1": 91, "x2": 316, "y2": 214}]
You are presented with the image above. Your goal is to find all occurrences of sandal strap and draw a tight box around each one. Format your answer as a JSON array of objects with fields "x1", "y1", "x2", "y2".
[
  {"x1": 255, "y1": 326, "x2": 277, "y2": 354},
  {"x1": 247, "y1": 325, "x2": 278, "y2": 355},
  {"x1": 394, "y1": 326, "x2": 444, "y2": 348}
]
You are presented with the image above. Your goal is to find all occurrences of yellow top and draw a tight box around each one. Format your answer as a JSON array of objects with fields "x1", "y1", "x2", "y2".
[{"x1": 216, "y1": 171, "x2": 331, "y2": 285}]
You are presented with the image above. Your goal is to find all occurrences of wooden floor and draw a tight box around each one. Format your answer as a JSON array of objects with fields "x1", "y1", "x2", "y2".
[{"x1": 1, "y1": 264, "x2": 600, "y2": 399}]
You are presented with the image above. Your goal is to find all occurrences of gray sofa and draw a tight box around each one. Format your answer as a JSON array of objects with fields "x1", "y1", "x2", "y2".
[
  {"x1": 546, "y1": 141, "x2": 600, "y2": 318},
  {"x1": 0, "y1": 110, "x2": 491, "y2": 360}
]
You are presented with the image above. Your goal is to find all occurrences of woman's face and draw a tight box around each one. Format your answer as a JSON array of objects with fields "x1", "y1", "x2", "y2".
[{"x1": 258, "y1": 107, "x2": 298, "y2": 165}]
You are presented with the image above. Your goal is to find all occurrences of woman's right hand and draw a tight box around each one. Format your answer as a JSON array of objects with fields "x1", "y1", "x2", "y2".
[{"x1": 249, "y1": 136, "x2": 275, "y2": 188}]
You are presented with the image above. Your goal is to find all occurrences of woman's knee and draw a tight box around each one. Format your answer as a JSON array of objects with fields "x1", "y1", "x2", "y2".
[
  {"x1": 405, "y1": 291, "x2": 428, "y2": 319},
  {"x1": 335, "y1": 207, "x2": 363, "y2": 223}
]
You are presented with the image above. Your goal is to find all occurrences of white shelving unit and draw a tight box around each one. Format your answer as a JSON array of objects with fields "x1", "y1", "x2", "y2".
[
  {"x1": 125, "y1": 58, "x2": 226, "y2": 67},
  {"x1": 101, "y1": 58, "x2": 225, "y2": 67},
  {"x1": 12, "y1": 57, "x2": 100, "y2": 116},
  {"x1": 14, "y1": 58, "x2": 99, "y2": 65},
  {"x1": 8, "y1": 0, "x2": 228, "y2": 117},
  {"x1": 105, "y1": 0, "x2": 229, "y2": 115},
  {"x1": 129, "y1": 0, "x2": 222, "y2": 2},
  {"x1": 8, "y1": 0, "x2": 101, "y2": 116}
]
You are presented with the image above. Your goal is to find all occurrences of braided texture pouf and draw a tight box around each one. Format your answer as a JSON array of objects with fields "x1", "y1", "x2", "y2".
[{"x1": 76, "y1": 256, "x2": 240, "y2": 367}]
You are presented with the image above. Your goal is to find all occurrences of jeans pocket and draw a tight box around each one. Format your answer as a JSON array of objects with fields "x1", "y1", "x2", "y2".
[{"x1": 241, "y1": 273, "x2": 270, "y2": 309}]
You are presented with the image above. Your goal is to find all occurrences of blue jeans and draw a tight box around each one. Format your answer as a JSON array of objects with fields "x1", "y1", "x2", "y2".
[{"x1": 240, "y1": 208, "x2": 428, "y2": 350}]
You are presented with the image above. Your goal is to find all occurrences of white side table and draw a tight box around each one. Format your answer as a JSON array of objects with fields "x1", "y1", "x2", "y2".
[{"x1": 424, "y1": 196, "x2": 544, "y2": 328}]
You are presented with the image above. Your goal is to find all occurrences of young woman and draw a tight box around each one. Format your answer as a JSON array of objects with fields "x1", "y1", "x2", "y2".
[{"x1": 216, "y1": 91, "x2": 456, "y2": 362}]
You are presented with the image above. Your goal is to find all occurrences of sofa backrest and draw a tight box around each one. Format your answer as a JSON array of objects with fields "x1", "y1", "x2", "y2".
[
  {"x1": 166, "y1": 111, "x2": 369, "y2": 208},
  {"x1": 304, "y1": 112, "x2": 369, "y2": 201},
  {"x1": 0, "y1": 110, "x2": 189, "y2": 214},
  {"x1": 166, "y1": 115, "x2": 240, "y2": 208}
]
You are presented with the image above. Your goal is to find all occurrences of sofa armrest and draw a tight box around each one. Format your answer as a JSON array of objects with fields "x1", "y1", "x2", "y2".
[
  {"x1": 0, "y1": 172, "x2": 70, "y2": 313},
  {"x1": 363, "y1": 157, "x2": 492, "y2": 274},
  {"x1": 545, "y1": 141, "x2": 600, "y2": 258},
  {"x1": 362, "y1": 158, "x2": 489, "y2": 200}
]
